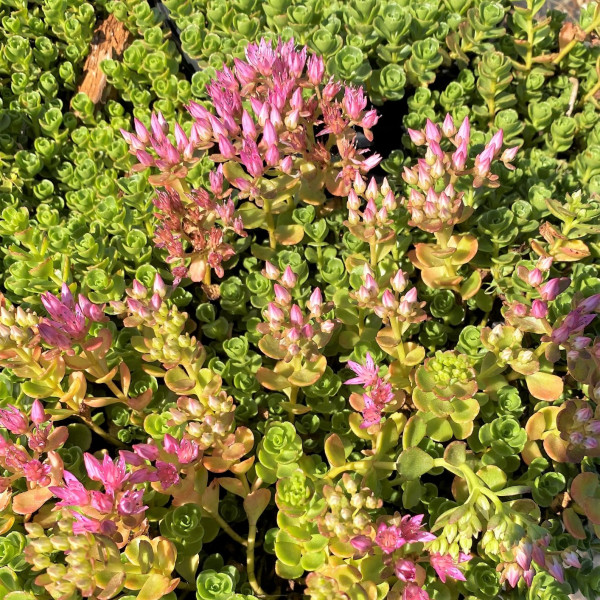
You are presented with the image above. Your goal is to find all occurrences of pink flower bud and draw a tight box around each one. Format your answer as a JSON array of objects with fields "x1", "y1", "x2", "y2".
[
  {"x1": 488, "y1": 129, "x2": 504, "y2": 154},
  {"x1": 407, "y1": 128, "x2": 426, "y2": 145},
  {"x1": 530, "y1": 300, "x2": 548, "y2": 319},
  {"x1": 381, "y1": 290, "x2": 397, "y2": 310},
  {"x1": 289, "y1": 305, "x2": 304, "y2": 326},
  {"x1": 452, "y1": 140, "x2": 468, "y2": 171},
  {"x1": 528, "y1": 268, "x2": 543, "y2": 287},
  {"x1": 218, "y1": 135, "x2": 236, "y2": 159},
  {"x1": 501, "y1": 146, "x2": 519, "y2": 163},
  {"x1": 391, "y1": 270, "x2": 407, "y2": 293},
  {"x1": 456, "y1": 116, "x2": 470, "y2": 144},
  {"x1": 307, "y1": 55, "x2": 325, "y2": 85},
  {"x1": 442, "y1": 113, "x2": 456, "y2": 137},
  {"x1": 274, "y1": 284, "x2": 291, "y2": 305},
  {"x1": 425, "y1": 119, "x2": 441, "y2": 143},
  {"x1": 263, "y1": 261, "x2": 280, "y2": 280},
  {"x1": 163, "y1": 434, "x2": 179, "y2": 455},
  {"x1": 280, "y1": 155, "x2": 293, "y2": 173},
  {"x1": 575, "y1": 405, "x2": 593, "y2": 422},
  {"x1": 31, "y1": 400, "x2": 46, "y2": 425},
  {"x1": 308, "y1": 288, "x2": 323, "y2": 312},
  {"x1": 281, "y1": 266, "x2": 297, "y2": 288},
  {"x1": 402, "y1": 166, "x2": 418, "y2": 185},
  {"x1": 365, "y1": 177, "x2": 378, "y2": 200},
  {"x1": 266, "y1": 303, "x2": 285, "y2": 323}
]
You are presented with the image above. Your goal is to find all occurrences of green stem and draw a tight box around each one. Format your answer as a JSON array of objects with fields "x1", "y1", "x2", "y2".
[
  {"x1": 202, "y1": 506, "x2": 248, "y2": 546},
  {"x1": 553, "y1": 13, "x2": 600, "y2": 65}
]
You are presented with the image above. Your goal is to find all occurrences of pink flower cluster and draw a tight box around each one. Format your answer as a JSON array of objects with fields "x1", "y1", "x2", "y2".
[
  {"x1": 49, "y1": 434, "x2": 199, "y2": 538},
  {"x1": 258, "y1": 264, "x2": 337, "y2": 362},
  {"x1": 351, "y1": 514, "x2": 469, "y2": 600},
  {"x1": 39, "y1": 284, "x2": 106, "y2": 352},
  {"x1": 122, "y1": 38, "x2": 380, "y2": 198},
  {"x1": 497, "y1": 532, "x2": 579, "y2": 587},
  {"x1": 403, "y1": 116, "x2": 518, "y2": 233},
  {"x1": 152, "y1": 168, "x2": 246, "y2": 284},
  {"x1": 345, "y1": 353, "x2": 395, "y2": 428},
  {"x1": 0, "y1": 401, "x2": 67, "y2": 511}
]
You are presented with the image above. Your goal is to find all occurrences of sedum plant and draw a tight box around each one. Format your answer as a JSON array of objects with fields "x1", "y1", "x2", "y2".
[{"x1": 1, "y1": 0, "x2": 600, "y2": 599}]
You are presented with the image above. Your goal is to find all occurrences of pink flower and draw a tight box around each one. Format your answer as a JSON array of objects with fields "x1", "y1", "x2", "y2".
[
  {"x1": 23, "y1": 460, "x2": 51, "y2": 485},
  {"x1": 118, "y1": 489, "x2": 147, "y2": 516},
  {"x1": 429, "y1": 553, "x2": 469, "y2": 583},
  {"x1": 375, "y1": 522, "x2": 404, "y2": 554},
  {"x1": 345, "y1": 353, "x2": 379, "y2": 387},
  {"x1": 395, "y1": 559, "x2": 417, "y2": 582},
  {"x1": 39, "y1": 284, "x2": 105, "y2": 350},
  {"x1": 156, "y1": 461, "x2": 179, "y2": 490},
  {"x1": 403, "y1": 584, "x2": 430, "y2": 600},
  {"x1": 163, "y1": 434, "x2": 199, "y2": 464},
  {"x1": 399, "y1": 514, "x2": 436, "y2": 544},
  {"x1": 0, "y1": 405, "x2": 28, "y2": 434},
  {"x1": 50, "y1": 471, "x2": 90, "y2": 507},
  {"x1": 84, "y1": 453, "x2": 127, "y2": 494}
]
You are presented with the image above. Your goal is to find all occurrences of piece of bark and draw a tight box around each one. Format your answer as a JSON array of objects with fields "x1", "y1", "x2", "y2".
[{"x1": 78, "y1": 14, "x2": 130, "y2": 104}]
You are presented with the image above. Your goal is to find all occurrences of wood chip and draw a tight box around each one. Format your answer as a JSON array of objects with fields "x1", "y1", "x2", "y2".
[{"x1": 78, "y1": 14, "x2": 130, "y2": 105}]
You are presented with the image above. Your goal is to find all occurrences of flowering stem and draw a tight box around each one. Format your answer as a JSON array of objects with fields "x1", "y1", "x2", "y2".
[
  {"x1": 247, "y1": 521, "x2": 272, "y2": 599},
  {"x1": 390, "y1": 317, "x2": 406, "y2": 363},
  {"x1": 553, "y1": 12, "x2": 600, "y2": 65},
  {"x1": 287, "y1": 385, "x2": 299, "y2": 424},
  {"x1": 84, "y1": 350, "x2": 129, "y2": 404},
  {"x1": 262, "y1": 197, "x2": 277, "y2": 250},
  {"x1": 326, "y1": 460, "x2": 396, "y2": 480},
  {"x1": 79, "y1": 414, "x2": 127, "y2": 449},
  {"x1": 369, "y1": 240, "x2": 377, "y2": 268}
]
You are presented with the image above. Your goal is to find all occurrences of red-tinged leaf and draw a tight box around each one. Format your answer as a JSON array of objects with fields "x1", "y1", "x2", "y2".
[
  {"x1": 526, "y1": 372, "x2": 564, "y2": 401},
  {"x1": 85, "y1": 396, "x2": 120, "y2": 407},
  {"x1": 94, "y1": 364, "x2": 119, "y2": 384},
  {"x1": 229, "y1": 456, "x2": 255, "y2": 475},
  {"x1": 244, "y1": 488, "x2": 271, "y2": 525},
  {"x1": 218, "y1": 477, "x2": 247, "y2": 497},
  {"x1": 137, "y1": 574, "x2": 176, "y2": 600},
  {"x1": 563, "y1": 507, "x2": 586, "y2": 540},
  {"x1": 324, "y1": 434, "x2": 346, "y2": 468},
  {"x1": 12, "y1": 487, "x2": 53, "y2": 515},
  {"x1": 164, "y1": 367, "x2": 195, "y2": 394},
  {"x1": 202, "y1": 457, "x2": 231, "y2": 473},
  {"x1": 201, "y1": 480, "x2": 220, "y2": 515},
  {"x1": 256, "y1": 367, "x2": 290, "y2": 391},
  {"x1": 45, "y1": 426, "x2": 69, "y2": 452},
  {"x1": 129, "y1": 389, "x2": 153, "y2": 412},
  {"x1": 274, "y1": 224, "x2": 304, "y2": 245}
]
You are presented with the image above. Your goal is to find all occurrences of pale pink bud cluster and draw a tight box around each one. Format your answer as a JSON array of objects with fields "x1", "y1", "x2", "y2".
[
  {"x1": 110, "y1": 273, "x2": 167, "y2": 328},
  {"x1": 352, "y1": 266, "x2": 427, "y2": 326},
  {"x1": 565, "y1": 403, "x2": 600, "y2": 451},
  {"x1": 39, "y1": 284, "x2": 106, "y2": 352},
  {"x1": 403, "y1": 115, "x2": 518, "y2": 233},
  {"x1": 257, "y1": 265, "x2": 337, "y2": 362},
  {"x1": 345, "y1": 174, "x2": 398, "y2": 242}
]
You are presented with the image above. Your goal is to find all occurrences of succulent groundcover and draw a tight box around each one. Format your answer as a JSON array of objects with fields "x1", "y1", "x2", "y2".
[{"x1": 3, "y1": 1, "x2": 600, "y2": 600}]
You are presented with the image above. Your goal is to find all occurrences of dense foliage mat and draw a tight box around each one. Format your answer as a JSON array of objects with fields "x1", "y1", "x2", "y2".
[{"x1": 2, "y1": 1, "x2": 600, "y2": 600}]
